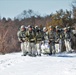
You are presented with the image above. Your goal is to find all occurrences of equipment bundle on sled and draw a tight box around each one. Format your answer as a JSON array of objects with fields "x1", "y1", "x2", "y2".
[{"x1": 41, "y1": 41, "x2": 50, "y2": 54}]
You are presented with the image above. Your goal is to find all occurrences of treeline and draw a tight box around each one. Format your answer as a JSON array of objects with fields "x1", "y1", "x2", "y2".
[{"x1": 0, "y1": 3, "x2": 76, "y2": 54}]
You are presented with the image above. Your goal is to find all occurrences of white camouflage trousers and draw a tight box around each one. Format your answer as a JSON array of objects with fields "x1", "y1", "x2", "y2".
[
  {"x1": 21, "y1": 42, "x2": 28, "y2": 55},
  {"x1": 36, "y1": 42, "x2": 42, "y2": 55},
  {"x1": 28, "y1": 42, "x2": 37, "y2": 55},
  {"x1": 55, "y1": 44, "x2": 60, "y2": 53},
  {"x1": 64, "y1": 39, "x2": 72, "y2": 52}
]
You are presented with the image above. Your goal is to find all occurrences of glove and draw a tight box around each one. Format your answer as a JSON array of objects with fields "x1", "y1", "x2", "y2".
[{"x1": 19, "y1": 38, "x2": 24, "y2": 42}]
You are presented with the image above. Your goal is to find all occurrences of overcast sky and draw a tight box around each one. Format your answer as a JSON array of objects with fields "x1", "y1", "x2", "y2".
[{"x1": 0, "y1": 0, "x2": 74, "y2": 19}]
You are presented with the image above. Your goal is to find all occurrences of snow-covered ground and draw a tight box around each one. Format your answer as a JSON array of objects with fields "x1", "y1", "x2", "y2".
[{"x1": 0, "y1": 52, "x2": 76, "y2": 75}]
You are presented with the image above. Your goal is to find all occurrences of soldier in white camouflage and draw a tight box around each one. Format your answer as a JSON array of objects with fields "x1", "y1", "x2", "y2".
[
  {"x1": 55, "y1": 26, "x2": 61, "y2": 53},
  {"x1": 26, "y1": 25, "x2": 37, "y2": 57},
  {"x1": 41, "y1": 27, "x2": 50, "y2": 54},
  {"x1": 48, "y1": 26, "x2": 56, "y2": 55},
  {"x1": 17, "y1": 25, "x2": 28, "y2": 56},
  {"x1": 64, "y1": 27, "x2": 73, "y2": 52},
  {"x1": 35, "y1": 26, "x2": 43, "y2": 56}
]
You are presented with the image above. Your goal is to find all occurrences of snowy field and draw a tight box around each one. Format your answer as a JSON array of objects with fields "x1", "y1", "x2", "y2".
[{"x1": 0, "y1": 52, "x2": 76, "y2": 75}]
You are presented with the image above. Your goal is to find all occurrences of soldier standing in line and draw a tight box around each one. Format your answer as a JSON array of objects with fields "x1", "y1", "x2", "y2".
[
  {"x1": 17, "y1": 25, "x2": 28, "y2": 56},
  {"x1": 35, "y1": 26, "x2": 43, "y2": 56},
  {"x1": 55, "y1": 26, "x2": 61, "y2": 53},
  {"x1": 64, "y1": 27, "x2": 73, "y2": 52},
  {"x1": 26, "y1": 25, "x2": 37, "y2": 57},
  {"x1": 48, "y1": 26, "x2": 56, "y2": 55},
  {"x1": 41, "y1": 27, "x2": 50, "y2": 54}
]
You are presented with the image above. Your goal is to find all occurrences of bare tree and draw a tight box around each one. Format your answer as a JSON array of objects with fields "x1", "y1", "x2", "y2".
[{"x1": 28, "y1": 9, "x2": 33, "y2": 17}]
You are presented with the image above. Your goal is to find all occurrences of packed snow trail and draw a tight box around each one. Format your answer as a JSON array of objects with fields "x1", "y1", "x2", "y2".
[{"x1": 0, "y1": 52, "x2": 76, "y2": 75}]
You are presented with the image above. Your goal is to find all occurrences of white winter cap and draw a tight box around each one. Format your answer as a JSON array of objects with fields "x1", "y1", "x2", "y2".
[
  {"x1": 35, "y1": 25, "x2": 38, "y2": 28},
  {"x1": 49, "y1": 26, "x2": 53, "y2": 28},
  {"x1": 56, "y1": 26, "x2": 58, "y2": 28},
  {"x1": 56, "y1": 26, "x2": 59, "y2": 30},
  {"x1": 20, "y1": 25, "x2": 25, "y2": 29},
  {"x1": 43, "y1": 27, "x2": 46, "y2": 31},
  {"x1": 68, "y1": 26, "x2": 70, "y2": 29},
  {"x1": 64, "y1": 27, "x2": 67, "y2": 30},
  {"x1": 28, "y1": 25, "x2": 32, "y2": 28}
]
